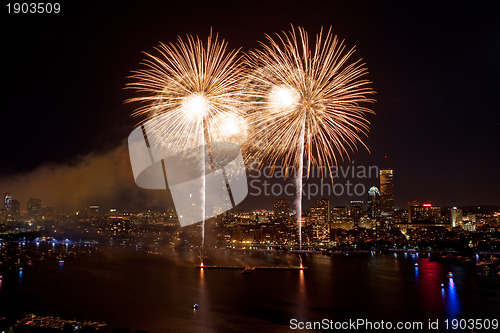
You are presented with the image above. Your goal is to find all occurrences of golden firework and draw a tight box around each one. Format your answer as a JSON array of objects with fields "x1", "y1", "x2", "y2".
[
  {"x1": 244, "y1": 26, "x2": 375, "y2": 248},
  {"x1": 244, "y1": 26, "x2": 375, "y2": 178},
  {"x1": 126, "y1": 31, "x2": 248, "y2": 154}
]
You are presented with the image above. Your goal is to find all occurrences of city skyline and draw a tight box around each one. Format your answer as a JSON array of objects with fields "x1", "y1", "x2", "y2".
[
  {"x1": 1, "y1": 162, "x2": 500, "y2": 212},
  {"x1": 3, "y1": 164, "x2": 499, "y2": 216},
  {"x1": 1, "y1": 2, "x2": 499, "y2": 332}
]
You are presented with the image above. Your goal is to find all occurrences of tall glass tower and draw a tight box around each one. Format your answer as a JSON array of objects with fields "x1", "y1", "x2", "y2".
[
  {"x1": 379, "y1": 169, "x2": 394, "y2": 218},
  {"x1": 367, "y1": 186, "x2": 381, "y2": 218}
]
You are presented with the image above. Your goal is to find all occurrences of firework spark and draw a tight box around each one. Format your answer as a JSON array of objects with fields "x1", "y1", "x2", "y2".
[
  {"x1": 245, "y1": 26, "x2": 375, "y2": 175},
  {"x1": 245, "y1": 26, "x2": 376, "y2": 247},
  {"x1": 126, "y1": 31, "x2": 248, "y2": 154}
]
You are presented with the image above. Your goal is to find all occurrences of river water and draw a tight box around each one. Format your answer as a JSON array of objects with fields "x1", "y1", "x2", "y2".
[{"x1": 0, "y1": 248, "x2": 498, "y2": 332}]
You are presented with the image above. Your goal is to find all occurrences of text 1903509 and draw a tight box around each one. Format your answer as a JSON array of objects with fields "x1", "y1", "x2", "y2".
[{"x1": 6, "y1": 3, "x2": 60, "y2": 14}]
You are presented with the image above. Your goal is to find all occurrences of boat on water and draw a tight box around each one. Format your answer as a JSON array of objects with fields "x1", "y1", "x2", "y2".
[
  {"x1": 242, "y1": 266, "x2": 255, "y2": 274},
  {"x1": 477, "y1": 260, "x2": 493, "y2": 266},
  {"x1": 192, "y1": 304, "x2": 199, "y2": 309}
]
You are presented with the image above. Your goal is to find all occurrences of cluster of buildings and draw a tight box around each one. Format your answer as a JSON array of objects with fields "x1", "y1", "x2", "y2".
[
  {"x1": 281, "y1": 168, "x2": 492, "y2": 227},
  {"x1": 215, "y1": 167, "x2": 499, "y2": 246},
  {"x1": 0, "y1": 191, "x2": 54, "y2": 222},
  {"x1": 1, "y1": 167, "x2": 499, "y2": 249}
]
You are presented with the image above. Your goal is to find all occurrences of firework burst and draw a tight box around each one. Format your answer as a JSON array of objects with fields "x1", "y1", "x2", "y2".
[
  {"x1": 244, "y1": 26, "x2": 375, "y2": 247},
  {"x1": 244, "y1": 26, "x2": 375, "y2": 177},
  {"x1": 126, "y1": 31, "x2": 248, "y2": 154}
]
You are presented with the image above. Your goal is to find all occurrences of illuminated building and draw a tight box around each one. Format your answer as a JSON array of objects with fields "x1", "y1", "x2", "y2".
[
  {"x1": 310, "y1": 199, "x2": 331, "y2": 224},
  {"x1": 3, "y1": 190, "x2": 12, "y2": 211},
  {"x1": 110, "y1": 217, "x2": 131, "y2": 235},
  {"x1": 462, "y1": 214, "x2": 476, "y2": 223},
  {"x1": 350, "y1": 201, "x2": 364, "y2": 229},
  {"x1": 461, "y1": 223, "x2": 476, "y2": 231},
  {"x1": 450, "y1": 207, "x2": 463, "y2": 227},
  {"x1": 407, "y1": 200, "x2": 420, "y2": 223},
  {"x1": 88, "y1": 205, "x2": 100, "y2": 217},
  {"x1": 213, "y1": 205, "x2": 225, "y2": 216},
  {"x1": 273, "y1": 199, "x2": 290, "y2": 224},
  {"x1": 409, "y1": 202, "x2": 441, "y2": 224},
  {"x1": 331, "y1": 206, "x2": 351, "y2": 230},
  {"x1": 379, "y1": 169, "x2": 394, "y2": 217},
  {"x1": 331, "y1": 206, "x2": 348, "y2": 224},
  {"x1": 28, "y1": 198, "x2": 42, "y2": 218},
  {"x1": 42, "y1": 206, "x2": 55, "y2": 220},
  {"x1": 311, "y1": 222, "x2": 330, "y2": 243},
  {"x1": 367, "y1": 186, "x2": 381, "y2": 218},
  {"x1": 308, "y1": 199, "x2": 331, "y2": 241}
]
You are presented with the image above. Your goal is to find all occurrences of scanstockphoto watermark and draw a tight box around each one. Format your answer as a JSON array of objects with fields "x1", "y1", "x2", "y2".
[{"x1": 247, "y1": 161, "x2": 379, "y2": 200}]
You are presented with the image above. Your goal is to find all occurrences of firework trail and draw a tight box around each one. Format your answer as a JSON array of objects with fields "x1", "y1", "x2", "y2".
[
  {"x1": 126, "y1": 31, "x2": 248, "y2": 262},
  {"x1": 245, "y1": 26, "x2": 375, "y2": 248}
]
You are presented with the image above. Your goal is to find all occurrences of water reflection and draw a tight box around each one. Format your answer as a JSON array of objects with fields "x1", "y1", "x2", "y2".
[
  {"x1": 198, "y1": 267, "x2": 205, "y2": 297},
  {"x1": 294, "y1": 264, "x2": 308, "y2": 319},
  {"x1": 444, "y1": 277, "x2": 460, "y2": 317},
  {"x1": 195, "y1": 267, "x2": 206, "y2": 315},
  {"x1": 0, "y1": 249, "x2": 480, "y2": 333},
  {"x1": 417, "y1": 259, "x2": 444, "y2": 314},
  {"x1": 299, "y1": 270, "x2": 305, "y2": 296}
]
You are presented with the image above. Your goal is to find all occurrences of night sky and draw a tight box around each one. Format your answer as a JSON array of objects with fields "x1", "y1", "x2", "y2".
[{"x1": 1, "y1": 0, "x2": 499, "y2": 211}]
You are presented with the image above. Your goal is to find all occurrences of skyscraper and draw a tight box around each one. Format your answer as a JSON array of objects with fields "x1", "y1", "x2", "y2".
[
  {"x1": 350, "y1": 201, "x2": 363, "y2": 229},
  {"x1": 379, "y1": 169, "x2": 394, "y2": 218},
  {"x1": 367, "y1": 186, "x2": 381, "y2": 219},
  {"x1": 331, "y1": 206, "x2": 348, "y2": 223},
  {"x1": 451, "y1": 207, "x2": 463, "y2": 228},
  {"x1": 273, "y1": 199, "x2": 290, "y2": 224},
  {"x1": 28, "y1": 198, "x2": 42, "y2": 219},
  {"x1": 3, "y1": 190, "x2": 13, "y2": 211},
  {"x1": 407, "y1": 200, "x2": 420, "y2": 223},
  {"x1": 310, "y1": 199, "x2": 331, "y2": 224}
]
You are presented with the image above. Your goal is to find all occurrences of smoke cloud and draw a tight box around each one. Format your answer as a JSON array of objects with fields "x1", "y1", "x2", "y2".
[{"x1": 0, "y1": 142, "x2": 174, "y2": 211}]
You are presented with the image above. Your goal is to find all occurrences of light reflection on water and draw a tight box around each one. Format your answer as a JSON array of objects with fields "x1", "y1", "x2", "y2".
[
  {"x1": 298, "y1": 269, "x2": 306, "y2": 307},
  {"x1": 0, "y1": 249, "x2": 498, "y2": 333},
  {"x1": 445, "y1": 277, "x2": 460, "y2": 317}
]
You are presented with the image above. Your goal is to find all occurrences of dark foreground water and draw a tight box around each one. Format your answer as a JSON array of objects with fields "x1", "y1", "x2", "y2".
[{"x1": 1, "y1": 248, "x2": 499, "y2": 332}]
